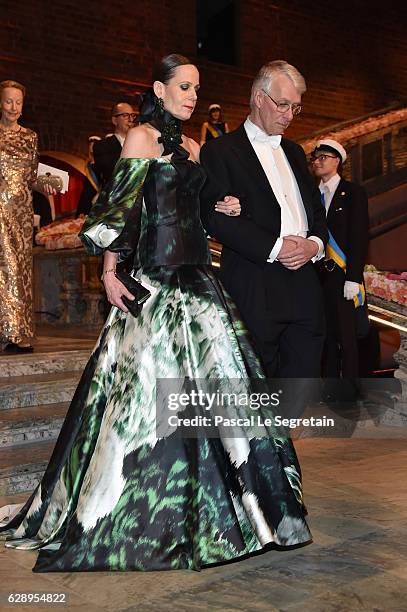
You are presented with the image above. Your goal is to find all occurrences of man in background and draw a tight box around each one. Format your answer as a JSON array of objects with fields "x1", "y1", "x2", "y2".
[
  {"x1": 311, "y1": 139, "x2": 369, "y2": 381},
  {"x1": 93, "y1": 102, "x2": 137, "y2": 188},
  {"x1": 76, "y1": 135, "x2": 101, "y2": 217}
]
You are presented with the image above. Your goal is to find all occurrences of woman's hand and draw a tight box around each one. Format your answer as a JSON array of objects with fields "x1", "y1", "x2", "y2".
[
  {"x1": 32, "y1": 180, "x2": 58, "y2": 196},
  {"x1": 41, "y1": 183, "x2": 58, "y2": 196},
  {"x1": 214, "y1": 195, "x2": 241, "y2": 216},
  {"x1": 102, "y1": 271, "x2": 135, "y2": 312}
]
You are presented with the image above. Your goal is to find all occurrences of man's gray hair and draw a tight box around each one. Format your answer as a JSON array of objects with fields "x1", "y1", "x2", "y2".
[{"x1": 250, "y1": 60, "x2": 306, "y2": 108}]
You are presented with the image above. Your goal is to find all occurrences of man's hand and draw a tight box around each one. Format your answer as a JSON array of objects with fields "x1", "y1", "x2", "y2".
[
  {"x1": 214, "y1": 195, "x2": 241, "y2": 217},
  {"x1": 278, "y1": 235, "x2": 318, "y2": 270},
  {"x1": 277, "y1": 237, "x2": 297, "y2": 258}
]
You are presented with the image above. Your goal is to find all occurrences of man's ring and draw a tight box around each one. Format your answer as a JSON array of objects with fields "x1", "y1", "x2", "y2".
[{"x1": 229, "y1": 210, "x2": 237, "y2": 215}]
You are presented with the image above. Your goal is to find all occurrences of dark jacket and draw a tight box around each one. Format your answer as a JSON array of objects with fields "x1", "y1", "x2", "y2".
[
  {"x1": 325, "y1": 177, "x2": 369, "y2": 283},
  {"x1": 93, "y1": 135, "x2": 122, "y2": 187},
  {"x1": 199, "y1": 124, "x2": 328, "y2": 338},
  {"x1": 200, "y1": 124, "x2": 328, "y2": 264}
]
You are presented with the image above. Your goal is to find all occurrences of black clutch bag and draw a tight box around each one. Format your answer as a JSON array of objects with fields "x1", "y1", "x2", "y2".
[{"x1": 115, "y1": 270, "x2": 151, "y2": 317}]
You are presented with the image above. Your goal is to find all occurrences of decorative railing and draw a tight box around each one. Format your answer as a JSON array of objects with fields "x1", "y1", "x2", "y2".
[{"x1": 300, "y1": 106, "x2": 407, "y2": 197}]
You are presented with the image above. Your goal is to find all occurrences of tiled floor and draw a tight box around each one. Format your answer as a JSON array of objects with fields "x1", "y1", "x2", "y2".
[{"x1": 1, "y1": 437, "x2": 406, "y2": 611}]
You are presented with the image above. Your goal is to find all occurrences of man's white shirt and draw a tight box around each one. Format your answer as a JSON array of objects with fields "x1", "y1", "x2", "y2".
[
  {"x1": 319, "y1": 173, "x2": 341, "y2": 215},
  {"x1": 244, "y1": 117, "x2": 323, "y2": 262}
]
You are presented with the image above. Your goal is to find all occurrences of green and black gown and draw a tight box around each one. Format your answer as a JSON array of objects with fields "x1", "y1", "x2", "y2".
[{"x1": 0, "y1": 115, "x2": 311, "y2": 572}]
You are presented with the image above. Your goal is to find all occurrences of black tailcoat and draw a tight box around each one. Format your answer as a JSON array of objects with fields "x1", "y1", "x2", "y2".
[{"x1": 200, "y1": 124, "x2": 328, "y2": 377}]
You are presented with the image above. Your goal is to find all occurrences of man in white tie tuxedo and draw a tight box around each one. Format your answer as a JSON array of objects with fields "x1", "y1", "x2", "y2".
[{"x1": 200, "y1": 61, "x2": 328, "y2": 377}]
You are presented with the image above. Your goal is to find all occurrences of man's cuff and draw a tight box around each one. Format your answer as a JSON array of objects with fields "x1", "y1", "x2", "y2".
[
  {"x1": 308, "y1": 236, "x2": 324, "y2": 262},
  {"x1": 267, "y1": 237, "x2": 283, "y2": 263}
]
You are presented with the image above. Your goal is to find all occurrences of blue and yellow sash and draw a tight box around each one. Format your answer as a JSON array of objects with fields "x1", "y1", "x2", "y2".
[
  {"x1": 322, "y1": 191, "x2": 365, "y2": 308},
  {"x1": 206, "y1": 122, "x2": 224, "y2": 139},
  {"x1": 85, "y1": 162, "x2": 101, "y2": 192}
]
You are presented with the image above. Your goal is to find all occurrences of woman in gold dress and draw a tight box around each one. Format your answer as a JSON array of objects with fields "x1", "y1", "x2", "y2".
[{"x1": 0, "y1": 80, "x2": 52, "y2": 353}]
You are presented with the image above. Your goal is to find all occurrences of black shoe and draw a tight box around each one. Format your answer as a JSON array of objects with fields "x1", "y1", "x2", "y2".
[
  {"x1": 3, "y1": 343, "x2": 34, "y2": 354},
  {"x1": 321, "y1": 379, "x2": 360, "y2": 404}
]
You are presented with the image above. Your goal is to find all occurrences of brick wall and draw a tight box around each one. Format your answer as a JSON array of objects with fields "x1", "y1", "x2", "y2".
[{"x1": 1, "y1": 0, "x2": 406, "y2": 155}]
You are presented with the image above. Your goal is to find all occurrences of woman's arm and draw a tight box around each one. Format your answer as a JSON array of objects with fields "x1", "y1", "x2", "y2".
[
  {"x1": 195, "y1": 138, "x2": 241, "y2": 216},
  {"x1": 101, "y1": 251, "x2": 134, "y2": 313},
  {"x1": 29, "y1": 132, "x2": 57, "y2": 196},
  {"x1": 200, "y1": 122, "x2": 208, "y2": 147},
  {"x1": 80, "y1": 127, "x2": 155, "y2": 312},
  {"x1": 29, "y1": 132, "x2": 38, "y2": 188}
]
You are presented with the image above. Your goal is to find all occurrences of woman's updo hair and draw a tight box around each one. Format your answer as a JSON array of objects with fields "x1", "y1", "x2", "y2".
[
  {"x1": 0, "y1": 80, "x2": 26, "y2": 97},
  {"x1": 152, "y1": 53, "x2": 193, "y2": 85},
  {"x1": 138, "y1": 53, "x2": 194, "y2": 119}
]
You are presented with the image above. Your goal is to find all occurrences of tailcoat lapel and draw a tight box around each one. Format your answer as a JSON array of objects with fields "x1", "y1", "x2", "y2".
[
  {"x1": 327, "y1": 178, "x2": 347, "y2": 224},
  {"x1": 229, "y1": 125, "x2": 279, "y2": 201},
  {"x1": 281, "y1": 139, "x2": 313, "y2": 220}
]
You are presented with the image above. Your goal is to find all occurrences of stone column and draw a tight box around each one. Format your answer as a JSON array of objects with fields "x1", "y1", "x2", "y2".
[{"x1": 33, "y1": 247, "x2": 107, "y2": 328}]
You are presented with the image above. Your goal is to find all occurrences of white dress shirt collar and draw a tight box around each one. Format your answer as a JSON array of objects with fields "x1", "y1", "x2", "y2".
[
  {"x1": 244, "y1": 117, "x2": 282, "y2": 148},
  {"x1": 319, "y1": 173, "x2": 341, "y2": 214},
  {"x1": 319, "y1": 173, "x2": 340, "y2": 196},
  {"x1": 115, "y1": 133, "x2": 125, "y2": 147}
]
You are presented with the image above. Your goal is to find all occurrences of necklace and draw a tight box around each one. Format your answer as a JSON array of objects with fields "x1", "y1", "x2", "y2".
[
  {"x1": 137, "y1": 90, "x2": 184, "y2": 156},
  {"x1": 0, "y1": 123, "x2": 22, "y2": 133}
]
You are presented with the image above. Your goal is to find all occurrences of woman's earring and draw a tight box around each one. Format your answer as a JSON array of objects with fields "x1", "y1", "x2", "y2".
[{"x1": 158, "y1": 97, "x2": 164, "y2": 111}]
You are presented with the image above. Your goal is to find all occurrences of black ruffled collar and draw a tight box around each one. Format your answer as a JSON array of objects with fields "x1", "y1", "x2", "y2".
[{"x1": 137, "y1": 90, "x2": 187, "y2": 160}]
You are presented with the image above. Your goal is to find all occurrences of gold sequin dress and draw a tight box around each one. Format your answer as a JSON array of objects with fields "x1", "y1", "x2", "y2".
[{"x1": 0, "y1": 126, "x2": 38, "y2": 344}]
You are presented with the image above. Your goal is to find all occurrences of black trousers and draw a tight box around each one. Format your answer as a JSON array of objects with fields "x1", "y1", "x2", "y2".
[
  {"x1": 222, "y1": 261, "x2": 325, "y2": 378},
  {"x1": 320, "y1": 265, "x2": 359, "y2": 378}
]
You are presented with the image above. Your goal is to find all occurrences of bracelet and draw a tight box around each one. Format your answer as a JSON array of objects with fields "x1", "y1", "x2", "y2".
[{"x1": 101, "y1": 268, "x2": 116, "y2": 281}]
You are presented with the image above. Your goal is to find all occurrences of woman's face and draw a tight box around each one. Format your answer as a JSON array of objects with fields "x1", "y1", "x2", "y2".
[
  {"x1": 158, "y1": 64, "x2": 200, "y2": 121},
  {"x1": 0, "y1": 87, "x2": 24, "y2": 125},
  {"x1": 210, "y1": 109, "x2": 221, "y2": 122}
]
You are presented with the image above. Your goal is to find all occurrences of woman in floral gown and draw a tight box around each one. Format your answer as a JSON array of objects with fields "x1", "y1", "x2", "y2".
[{"x1": 0, "y1": 55, "x2": 311, "y2": 572}]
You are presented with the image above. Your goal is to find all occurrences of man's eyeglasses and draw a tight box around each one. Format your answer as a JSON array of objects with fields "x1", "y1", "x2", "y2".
[
  {"x1": 310, "y1": 154, "x2": 338, "y2": 163},
  {"x1": 261, "y1": 89, "x2": 302, "y2": 116},
  {"x1": 113, "y1": 112, "x2": 137, "y2": 120}
]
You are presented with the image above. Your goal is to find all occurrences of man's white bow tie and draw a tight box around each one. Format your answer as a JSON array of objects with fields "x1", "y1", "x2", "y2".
[{"x1": 254, "y1": 132, "x2": 282, "y2": 148}]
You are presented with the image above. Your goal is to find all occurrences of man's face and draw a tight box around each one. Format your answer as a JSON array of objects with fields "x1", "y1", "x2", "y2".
[
  {"x1": 256, "y1": 74, "x2": 301, "y2": 135},
  {"x1": 311, "y1": 152, "x2": 340, "y2": 180},
  {"x1": 111, "y1": 103, "x2": 136, "y2": 134}
]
